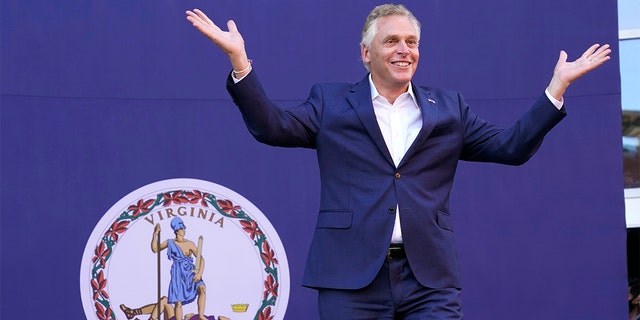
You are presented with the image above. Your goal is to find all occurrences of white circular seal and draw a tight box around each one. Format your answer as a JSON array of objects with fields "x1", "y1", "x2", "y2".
[{"x1": 80, "y1": 178, "x2": 290, "y2": 320}]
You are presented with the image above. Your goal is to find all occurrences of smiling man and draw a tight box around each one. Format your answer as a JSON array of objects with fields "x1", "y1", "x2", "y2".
[
  {"x1": 361, "y1": 10, "x2": 420, "y2": 104},
  {"x1": 185, "y1": 3, "x2": 610, "y2": 319}
]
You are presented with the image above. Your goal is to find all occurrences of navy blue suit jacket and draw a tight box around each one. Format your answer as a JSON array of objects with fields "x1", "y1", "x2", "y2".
[{"x1": 227, "y1": 70, "x2": 566, "y2": 290}]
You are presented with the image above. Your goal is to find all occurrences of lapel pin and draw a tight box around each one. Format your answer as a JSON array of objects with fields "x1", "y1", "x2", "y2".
[{"x1": 427, "y1": 98, "x2": 436, "y2": 104}]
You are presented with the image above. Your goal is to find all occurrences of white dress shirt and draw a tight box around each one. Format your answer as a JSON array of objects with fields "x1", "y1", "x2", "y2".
[{"x1": 369, "y1": 75, "x2": 422, "y2": 244}]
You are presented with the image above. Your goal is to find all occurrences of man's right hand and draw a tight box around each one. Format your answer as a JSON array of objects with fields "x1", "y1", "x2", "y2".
[{"x1": 186, "y1": 9, "x2": 252, "y2": 78}]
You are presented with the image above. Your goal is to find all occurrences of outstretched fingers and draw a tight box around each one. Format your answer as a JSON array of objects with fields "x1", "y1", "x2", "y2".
[
  {"x1": 186, "y1": 9, "x2": 220, "y2": 35},
  {"x1": 580, "y1": 43, "x2": 601, "y2": 58},
  {"x1": 580, "y1": 43, "x2": 611, "y2": 68},
  {"x1": 193, "y1": 8, "x2": 213, "y2": 25}
]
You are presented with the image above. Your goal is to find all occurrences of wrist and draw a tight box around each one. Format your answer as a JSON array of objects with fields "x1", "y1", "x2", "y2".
[
  {"x1": 232, "y1": 59, "x2": 252, "y2": 80},
  {"x1": 232, "y1": 59, "x2": 252, "y2": 74},
  {"x1": 230, "y1": 51, "x2": 250, "y2": 71},
  {"x1": 547, "y1": 76, "x2": 568, "y2": 101}
]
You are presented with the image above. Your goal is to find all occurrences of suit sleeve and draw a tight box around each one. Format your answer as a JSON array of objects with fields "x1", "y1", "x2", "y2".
[
  {"x1": 226, "y1": 69, "x2": 321, "y2": 148},
  {"x1": 460, "y1": 92, "x2": 567, "y2": 165}
]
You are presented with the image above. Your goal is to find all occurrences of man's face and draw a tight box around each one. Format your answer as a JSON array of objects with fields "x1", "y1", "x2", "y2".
[{"x1": 362, "y1": 15, "x2": 419, "y2": 93}]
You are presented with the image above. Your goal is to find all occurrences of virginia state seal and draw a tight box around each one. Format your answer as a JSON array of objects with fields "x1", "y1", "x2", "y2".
[{"x1": 80, "y1": 179, "x2": 290, "y2": 320}]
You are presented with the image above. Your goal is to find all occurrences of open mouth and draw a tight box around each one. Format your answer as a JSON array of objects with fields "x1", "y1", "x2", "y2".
[{"x1": 392, "y1": 61, "x2": 411, "y2": 67}]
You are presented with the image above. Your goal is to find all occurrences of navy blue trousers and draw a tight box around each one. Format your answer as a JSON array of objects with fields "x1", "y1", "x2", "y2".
[{"x1": 317, "y1": 256, "x2": 463, "y2": 319}]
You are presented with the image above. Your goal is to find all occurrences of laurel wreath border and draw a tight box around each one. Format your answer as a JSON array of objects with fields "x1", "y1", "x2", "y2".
[{"x1": 88, "y1": 189, "x2": 280, "y2": 320}]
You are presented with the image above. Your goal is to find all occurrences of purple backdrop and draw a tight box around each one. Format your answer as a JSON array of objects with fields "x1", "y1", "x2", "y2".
[{"x1": 1, "y1": 0, "x2": 627, "y2": 319}]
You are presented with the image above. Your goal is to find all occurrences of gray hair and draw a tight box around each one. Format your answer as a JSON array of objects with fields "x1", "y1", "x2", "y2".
[{"x1": 360, "y1": 4, "x2": 421, "y2": 70}]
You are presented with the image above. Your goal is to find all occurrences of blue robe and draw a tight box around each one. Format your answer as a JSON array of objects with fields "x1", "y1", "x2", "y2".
[{"x1": 167, "y1": 239, "x2": 205, "y2": 305}]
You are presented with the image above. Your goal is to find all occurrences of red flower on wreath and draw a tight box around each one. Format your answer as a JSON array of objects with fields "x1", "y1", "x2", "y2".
[
  {"x1": 263, "y1": 274, "x2": 279, "y2": 299},
  {"x1": 92, "y1": 241, "x2": 111, "y2": 268},
  {"x1": 240, "y1": 219, "x2": 263, "y2": 240},
  {"x1": 258, "y1": 306, "x2": 274, "y2": 320},
  {"x1": 260, "y1": 241, "x2": 278, "y2": 267},
  {"x1": 127, "y1": 198, "x2": 155, "y2": 217},
  {"x1": 163, "y1": 191, "x2": 187, "y2": 206},
  {"x1": 91, "y1": 270, "x2": 109, "y2": 300},
  {"x1": 95, "y1": 300, "x2": 113, "y2": 320},
  {"x1": 217, "y1": 199, "x2": 240, "y2": 217},
  {"x1": 184, "y1": 190, "x2": 210, "y2": 207},
  {"x1": 105, "y1": 220, "x2": 129, "y2": 242}
]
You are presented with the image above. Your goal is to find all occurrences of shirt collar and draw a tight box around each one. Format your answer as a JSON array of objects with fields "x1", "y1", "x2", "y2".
[{"x1": 368, "y1": 74, "x2": 419, "y2": 108}]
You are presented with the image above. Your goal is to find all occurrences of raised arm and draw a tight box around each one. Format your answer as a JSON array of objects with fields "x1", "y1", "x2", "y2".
[
  {"x1": 150, "y1": 223, "x2": 167, "y2": 253},
  {"x1": 546, "y1": 43, "x2": 611, "y2": 101},
  {"x1": 186, "y1": 9, "x2": 252, "y2": 78}
]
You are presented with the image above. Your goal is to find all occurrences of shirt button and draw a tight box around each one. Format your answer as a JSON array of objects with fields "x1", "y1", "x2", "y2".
[
  {"x1": 388, "y1": 207, "x2": 396, "y2": 214},
  {"x1": 395, "y1": 172, "x2": 401, "y2": 179}
]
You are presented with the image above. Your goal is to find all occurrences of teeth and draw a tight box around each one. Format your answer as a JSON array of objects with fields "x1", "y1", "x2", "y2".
[{"x1": 394, "y1": 62, "x2": 409, "y2": 67}]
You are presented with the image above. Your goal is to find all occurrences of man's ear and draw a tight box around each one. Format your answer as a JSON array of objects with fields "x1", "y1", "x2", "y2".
[{"x1": 361, "y1": 44, "x2": 370, "y2": 64}]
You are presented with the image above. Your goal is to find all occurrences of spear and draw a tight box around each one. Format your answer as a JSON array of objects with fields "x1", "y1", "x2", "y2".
[{"x1": 157, "y1": 227, "x2": 161, "y2": 319}]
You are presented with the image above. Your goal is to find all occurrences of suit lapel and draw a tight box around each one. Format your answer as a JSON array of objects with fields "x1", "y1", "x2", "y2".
[
  {"x1": 346, "y1": 76, "x2": 395, "y2": 167},
  {"x1": 346, "y1": 78, "x2": 440, "y2": 168},
  {"x1": 398, "y1": 85, "x2": 439, "y2": 167}
]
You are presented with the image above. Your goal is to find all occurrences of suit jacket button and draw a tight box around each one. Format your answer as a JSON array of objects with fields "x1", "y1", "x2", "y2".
[
  {"x1": 388, "y1": 207, "x2": 396, "y2": 214},
  {"x1": 394, "y1": 172, "x2": 401, "y2": 179}
]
